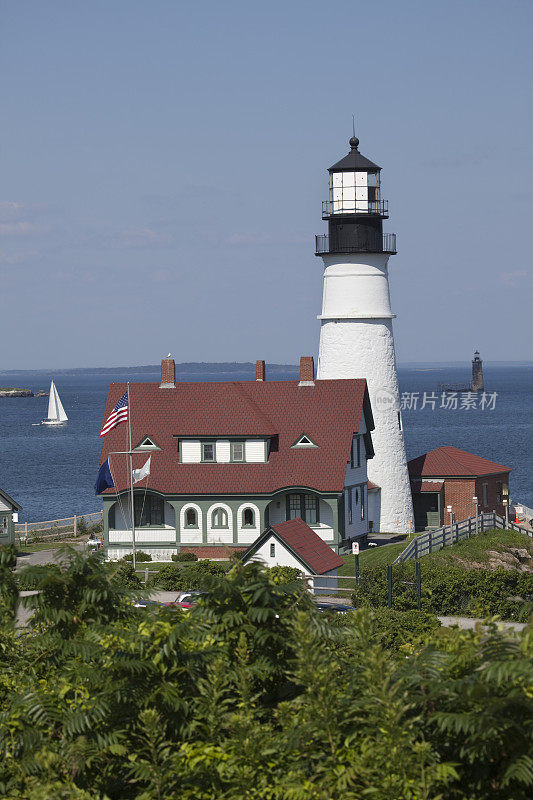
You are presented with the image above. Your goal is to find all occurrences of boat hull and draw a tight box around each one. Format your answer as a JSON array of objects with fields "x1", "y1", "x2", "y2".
[{"x1": 41, "y1": 419, "x2": 67, "y2": 426}]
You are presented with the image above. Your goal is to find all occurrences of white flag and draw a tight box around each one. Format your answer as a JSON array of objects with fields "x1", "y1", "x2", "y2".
[{"x1": 132, "y1": 456, "x2": 151, "y2": 484}]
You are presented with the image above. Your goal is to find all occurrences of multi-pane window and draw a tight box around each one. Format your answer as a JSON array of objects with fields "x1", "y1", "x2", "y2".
[
  {"x1": 288, "y1": 494, "x2": 301, "y2": 520},
  {"x1": 231, "y1": 441, "x2": 245, "y2": 462},
  {"x1": 304, "y1": 495, "x2": 318, "y2": 525},
  {"x1": 212, "y1": 508, "x2": 228, "y2": 528},
  {"x1": 134, "y1": 495, "x2": 164, "y2": 527},
  {"x1": 361, "y1": 488, "x2": 365, "y2": 520},
  {"x1": 242, "y1": 508, "x2": 255, "y2": 527},
  {"x1": 348, "y1": 490, "x2": 353, "y2": 525},
  {"x1": 482, "y1": 483, "x2": 488, "y2": 507},
  {"x1": 357, "y1": 436, "x2": 361, "y2": 467},
  {"x1": 185, "y1": 508, "x2": 198, "y2": 527},
  {"x1": 270, "y1": 542, "x2": 275, "y2": 558},
  {"x1": 202, "y1": 442, "x2": 215, "y2": 462},
  {"x1": 287, "y1": 493, "x2": 319, "y2": 525},
  {"x1": 329, "y1": 170, "x2": 381, "y2": 214}
]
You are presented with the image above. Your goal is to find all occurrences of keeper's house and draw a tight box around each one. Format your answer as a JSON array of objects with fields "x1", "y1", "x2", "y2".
[
  {"x1": 0, "y1": 488, "x2": 21, "y2": 547},
  {"x1": 98, "y1": 356, "x2": 374, "y2": 561}
]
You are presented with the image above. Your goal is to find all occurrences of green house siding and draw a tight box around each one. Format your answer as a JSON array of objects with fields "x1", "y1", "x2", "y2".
[{"x1": 102, "y1": 488, "x2": 344, "y2": 557}]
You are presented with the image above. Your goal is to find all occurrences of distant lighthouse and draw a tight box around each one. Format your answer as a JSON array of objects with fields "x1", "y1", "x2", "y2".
[
  {"x1": 315, "y1": 134, "x2": 413, "y2": 533},
  {"x1": 472, "y1": 350, "x2": 484, "y2": 392}
]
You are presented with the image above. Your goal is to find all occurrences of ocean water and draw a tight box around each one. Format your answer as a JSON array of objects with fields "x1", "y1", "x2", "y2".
[{"x1": 0, "y1": 364, "x2": 531, "y2": 522}]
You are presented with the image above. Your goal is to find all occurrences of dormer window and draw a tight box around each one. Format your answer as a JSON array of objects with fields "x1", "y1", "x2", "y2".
[
  {"x1": 202, "y1": 442, "x2": 215, "y2": 462},
  {"x1": 291, "y1": 434, "x2": 318, "y2": 449},
  {"x1": 135, "y1": 436, "x2": 159, "y2": 451},
  {"x1": 231, "y1": 441, "x2": 245, "y2": 462}
]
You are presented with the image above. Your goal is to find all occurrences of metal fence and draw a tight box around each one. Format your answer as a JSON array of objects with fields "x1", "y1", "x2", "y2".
[
  {"x1": 393, "y1": 513, "x2": 532, "y2": 565},
  {"x1": 15, "y1": 511, "x2": 103, "y2": 543}
]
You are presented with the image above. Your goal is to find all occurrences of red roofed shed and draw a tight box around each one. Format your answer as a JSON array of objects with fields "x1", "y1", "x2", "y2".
[{"x1": 408, "y1": 446, "x2": 512, "y2": 529}]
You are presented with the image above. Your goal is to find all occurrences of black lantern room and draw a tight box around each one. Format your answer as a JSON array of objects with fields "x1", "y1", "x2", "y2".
[{"x1": 315, "y1": 136, "x2": 396, "y2": 256}]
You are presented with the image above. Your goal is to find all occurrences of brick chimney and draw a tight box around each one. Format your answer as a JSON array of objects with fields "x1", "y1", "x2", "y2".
[
  {"x1": 256, "y1": 360, "x2": 266, "y2": 381},
  {"x1": 160, "y1": 355, "x2": 175, "y2": 388},
  {"x1": 299, "y1": 356, "x2": 315, "y2": 386}
]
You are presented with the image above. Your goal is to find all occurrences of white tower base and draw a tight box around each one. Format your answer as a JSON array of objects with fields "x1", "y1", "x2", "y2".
[{"x1": 317, "y1": 253, "x2": 413, "y2": 534}]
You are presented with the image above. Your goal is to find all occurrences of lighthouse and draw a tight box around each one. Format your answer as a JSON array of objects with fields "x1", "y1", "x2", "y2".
[{"x1": 315, "y1": 134, "x2": 413, "y2": 533}]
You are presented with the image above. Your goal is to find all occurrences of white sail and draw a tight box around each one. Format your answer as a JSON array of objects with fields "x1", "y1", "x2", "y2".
[
  {"x1": 47, "y1": 381, "x2": 58, "y2": 420},
  {"x1": 46, "y1": 380, "x2": 68, "y2": 423},
  {"x1": 54, "y1": 383, "x2": 68, "y2": 422}
]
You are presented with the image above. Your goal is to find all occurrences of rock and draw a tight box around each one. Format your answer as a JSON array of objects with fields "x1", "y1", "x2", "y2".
[
  {"x1": 508, "y1": 548, "x2": 530, "y2": 561},
  {"x1": 0, "y1": 389, "x2": 34, "y2": 398}
]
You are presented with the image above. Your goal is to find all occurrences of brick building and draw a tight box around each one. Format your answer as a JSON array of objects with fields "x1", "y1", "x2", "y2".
[{"x1": 408, "y1": 446, "x2": 512, "y2": 530}]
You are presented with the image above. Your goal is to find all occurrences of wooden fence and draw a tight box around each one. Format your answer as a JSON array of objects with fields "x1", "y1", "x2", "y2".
[
  {"x1": 393, "y1": 513, "x2": 533, "y2": 565},
  {"x1": 15, "y1": 511, "x2": 103, "y2": 543}
]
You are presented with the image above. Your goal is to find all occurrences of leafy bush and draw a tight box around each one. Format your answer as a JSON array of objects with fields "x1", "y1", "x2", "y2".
[
  {"x1": 1, "y1": 552, "x2": 532, "y2": 799},
  {"x1": 152, "y1": 559, "x2": 226, "y2": 590},
  {"x1": 107, "y1": 561, "x2": 143, "y2": 589},
  {"x1": 352, "y1": 562, "x2": 533, "y2": 621},
  {"x1": 266, "y1": 565, "x2": 302, "y2": 585},
  {"x1": 332, "y1": 606, "x2": 441, "y2": 654},
  {"x1": 122, "y1": 551, "x2": 152, "y2": 562},
  {"x1": 171, "y1": 552, "x2": 198, "y2": 562}
]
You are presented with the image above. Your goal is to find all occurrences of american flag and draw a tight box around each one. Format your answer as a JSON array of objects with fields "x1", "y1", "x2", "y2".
[{"x1": 100, "y1": 392, "x2": 128, "y2": 437}]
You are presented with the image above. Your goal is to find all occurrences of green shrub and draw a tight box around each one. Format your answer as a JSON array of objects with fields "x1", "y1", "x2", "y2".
[
  {"x1": 107, "y1": 561, "x2": 143, "y2": 589},
  {"x1": 352, "y1": 562, "x2": 533, "y2": 621},
  {"x1": 266, "y1": 565, "x2": 302, "y2": 585},
  {"x1": 171, "y1": 552, "x2": 198, "y2": 562},
  {"x1": 152, "y1": 559, "x2": 226, "y2": 590},
  {"x1": 122, "y1": 551, "x2": 152, "y2": 562}
]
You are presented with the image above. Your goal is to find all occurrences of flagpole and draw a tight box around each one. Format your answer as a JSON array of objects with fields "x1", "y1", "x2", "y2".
[{"x1": 127, "y1": 382, "x2": 136, "y2": 571}]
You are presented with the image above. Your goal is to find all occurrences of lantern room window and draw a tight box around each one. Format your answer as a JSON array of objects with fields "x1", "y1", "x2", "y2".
[{"x1": 329, "y1": 170, "x2": 380, "y2": 214}]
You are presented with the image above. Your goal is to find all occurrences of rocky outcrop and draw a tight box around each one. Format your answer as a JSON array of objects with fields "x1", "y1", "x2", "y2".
[
  {"x1": 0, "y1": 389, "x2": 34, "y2": 397},
  {"x1": 453, "y1": 548, "x2": 533, "y2": 573}
]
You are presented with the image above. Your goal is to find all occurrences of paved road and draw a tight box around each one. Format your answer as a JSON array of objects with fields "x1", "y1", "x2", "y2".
[{"x1": 16, "y1": 545, "x2": 84, "y2": 569}]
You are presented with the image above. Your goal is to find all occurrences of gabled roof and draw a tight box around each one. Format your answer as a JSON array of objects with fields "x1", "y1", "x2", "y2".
[
  {"x1": 0, "y1": 487, "x2": 22, "y2": 511},
  {"x1": 408, "y1": 446, "x2": 512, "y2": 478},
  {"x1": 244, "y1": 518, "x2": 345, "y2": 575},
  {"x1": 99, "y1": 378, "x2": 374, "y2": 496}
]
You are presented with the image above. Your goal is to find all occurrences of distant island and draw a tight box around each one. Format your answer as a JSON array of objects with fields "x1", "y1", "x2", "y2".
[{"x1": 0, "y1": 388, "x2": 48, "y2": 398}]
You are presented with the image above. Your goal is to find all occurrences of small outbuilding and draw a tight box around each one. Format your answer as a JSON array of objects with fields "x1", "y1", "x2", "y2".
[
  {"x1": 408, "y1": 446, "x2": 512, "y2": 530},
  {"x1": 241, "y1": 517, "x2": 345, "y2": 593},
  {"x1": 0, "y1": 488, "x2": 21, "y2": 547}
]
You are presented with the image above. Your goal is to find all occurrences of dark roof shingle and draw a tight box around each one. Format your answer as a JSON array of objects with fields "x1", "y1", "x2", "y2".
[
  {"x1": 408, "y1": 446, "x2": 512, "y2": 478},
  {"x1": 269, "y1": 518, "x2": 345, "y2": 574},
  {"x1": 99, "y1": 379, "x2": 372, "y2": 495}
]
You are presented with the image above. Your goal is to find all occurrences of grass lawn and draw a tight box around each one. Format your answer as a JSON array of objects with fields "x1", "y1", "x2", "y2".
[{"x1": 420, "y1": 528, "x2": 533, "y2": 568}]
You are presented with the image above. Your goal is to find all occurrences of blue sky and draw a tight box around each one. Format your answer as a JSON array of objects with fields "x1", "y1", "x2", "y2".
[{"x1": 2, "y1": 0, "x2": 532, "y2": 369}]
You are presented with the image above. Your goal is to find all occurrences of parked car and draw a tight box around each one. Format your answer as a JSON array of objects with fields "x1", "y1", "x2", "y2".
[
  {"x1": 132, "y1": 598, "x2": 162, "y2": 610},
  {"x1": 164, "y1": 591, "x2": 206, "y2": 609}
]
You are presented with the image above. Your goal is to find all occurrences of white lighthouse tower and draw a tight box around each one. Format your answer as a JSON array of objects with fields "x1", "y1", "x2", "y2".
[{"x1": 316, "y1": 134, "x2": 413, "y2": 533}]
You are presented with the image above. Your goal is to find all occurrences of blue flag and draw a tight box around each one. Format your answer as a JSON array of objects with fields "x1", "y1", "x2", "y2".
[{"x1": 94, "y1": 459, "x2": 114, "y2": 495}]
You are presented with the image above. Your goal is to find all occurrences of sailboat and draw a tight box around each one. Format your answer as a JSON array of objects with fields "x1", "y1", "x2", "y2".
[{"x1": 41, "y1": 380, "x2": 68, "y2": 425}]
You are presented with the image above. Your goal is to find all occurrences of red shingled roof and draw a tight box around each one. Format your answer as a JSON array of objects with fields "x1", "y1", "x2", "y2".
[
  {"x1": 367, "y1": 481, "x2": 380, "y2": 491},
  {"x1": 264, "y1": 518, "x2": 344, "y2": 574},
  {"x1": 408, "y1": 446, "x2": 512, "y2": 478},
  {"x1": 99, "y1": 379, "x2": 372, "y2": 495}
]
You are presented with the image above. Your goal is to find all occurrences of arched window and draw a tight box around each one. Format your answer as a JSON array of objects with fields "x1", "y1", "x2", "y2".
[
  {"x1": 242, "y1": 508, "x2": 254, "y2": 527},
  {"x1": 185, "y1": 508, "x2": 197, "y2": 528},
  {"x1": 212, "y1": 508, "x2": 228, "y2": 528}
]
